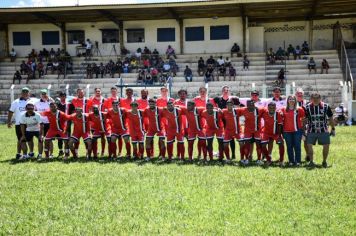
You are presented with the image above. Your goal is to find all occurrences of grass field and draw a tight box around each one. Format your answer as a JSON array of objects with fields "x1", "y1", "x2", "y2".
[{"x1": 0, "y1": 124, "x2": 355, "y2": 235}]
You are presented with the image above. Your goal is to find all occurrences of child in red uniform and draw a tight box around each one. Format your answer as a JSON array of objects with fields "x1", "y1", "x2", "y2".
[
  {"x1": 174, "y1": 89, "x2": 188, "y2": 158},
  {"x1": 161, "y1": 101, "x2": 185, "y2": 160},
  {"x1": 143, "y1": 99, "x2": 166, "y2": 161},
  {"x1": 107, "y1": 100, "x2": 131, "y2": 159},
  {"x1": 260, "y1": 102, "x2": 285, "y2": 165},
  {"x1": 201, "y1": 102, "x2": 224, "y2": 161},
  {"x1": 68, "y1": 107, "x2": 92, "y2": 160}
]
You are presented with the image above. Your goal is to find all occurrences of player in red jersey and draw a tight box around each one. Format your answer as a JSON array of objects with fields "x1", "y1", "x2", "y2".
[
  {"x1": 137, "y1": 89, "x2": 149, "y2": 110},
  {"x1": 201, "y1": 102, "x2": 224, "y2": 161},
  {"x1": 107, "y1": 100, "x2": 131, "y2": 159},
  {"x1": 143, "y1": 99, "x2": 166, "y2": 161},
  {"x1": 120, "y1": 88, "x2": 135, "y2": 110},
  {"x1": 68, "y1": 107, "x2": 92, "y2": 160},
  {"x1": 193, "y1": 86, "x2": 214, "y2": 108},
  {"x1": 41, "y1": 102, "x2": 70, "y2": 159},
  {"x1": 161, "y1": 100, "x2": 185, "y2": 160},
  {"x1": 260, "y1": 102, "x2": 285, "y2": 165},
  {"x1": 174, "y1": 89, "x2": 188, "y2": 157},
  {"x1": 156, "y1": 87, "x2": 174, "y2": 108},
  {"x1": 239, "y1": 100, "x2": 263, "y2": 165},
  {"x1": 88, "y1": 88, "x2": 107, "y2": 156},
  {"x1": 181, "y1": 100, "x2": 206, "y2": 161},
  {"x1": 88, "y1": 105, "x2": 111, "y2": 159},
  {"x1": 124, "y1": 100, "x2": 145, "y2": 159},
  {"x1": 221, "y1": 99, "x2": 242, "y2": 162}
]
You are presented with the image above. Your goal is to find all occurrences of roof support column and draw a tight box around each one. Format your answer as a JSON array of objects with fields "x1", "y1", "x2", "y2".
[
  {"x1": 118, "y1": 20, "x2": 124, "y2": 55},
  {"x1": 308, "y1": 20, "x2": 313, "y2": 51},
  {"x1": 4, "y1": 24, "x2": 9, "y2": 57},
  {"x1": 179, "y1": 18, "x2": 184, "y2": 54},
  {"x1": 242, "y1": 16, "x2": 247, "y2": 54},
  {"x1": 60, "y1": 23, "x2": 66, "y2": 52}
]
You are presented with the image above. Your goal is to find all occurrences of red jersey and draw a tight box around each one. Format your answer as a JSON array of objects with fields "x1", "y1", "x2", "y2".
[
  {"x1": 70, "y1": 113, "x2": 90, "y2": 134},
  {"x1": 42, "y1": 110, "x2": 69, "y2": 131},
  {"x1": 174, "y1": 99, "x2": 187, "y2": 108},
  {"x1": 143, "y1": 107, "x2": 164, "y2": 132},
  {"x1": 107, "y1": 108, "x2": 127, "y2": 131},
  {"x1": 89, "y1": 112, "x2": 109, "y2": 132},
  {"x1": 120, "y1": 97, "x2": 135, "y2": 110},
  {"x1": 125, "y1": 110, "x2": 145, "y2": 135},
  {"x1": 181, "y1": 107, "x2": 205, "y2": 132},
  {"x1": 238, "y1": 107, "x2": 263, "y2": 133},
  {"x1": 201, "y1": 109, "x2": 223, "y2": 130},
  {"x1": 156, "y1": 97, "x2": 174, "y2": 108},
  {"x1": 137, "y1": 98, "x2": 149, "y2": 110},
  {"x1": 261, "y1": 110, "x2": 283, "y2": 135},
  {"x1": 222, "y1": 108, "x2": 240, "y2": 134},
  {"x1": 281, "y1": 107, "x2": 305, "y2": 132},
  {"x1": 161, "y1": 108, "x2": 183, "y2": 133},
  {"x1": 71, "y1": 97, "x2": 90, "y2": 113},
  {"x1": 193, "y1": 96, "x2": 214, "y2": 108},
  {"x1": 88, "y1": 96, "x2": 106, "y2": 112},
  {"x1": 103, "y1": 96, "x2": 119, "y2": 110}
]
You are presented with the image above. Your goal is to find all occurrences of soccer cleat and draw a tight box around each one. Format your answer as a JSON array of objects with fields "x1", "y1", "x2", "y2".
[
  {"x1": 19, "y1": 155, "x2": 27, "y2": 161},
  {"x1": 15, "y1": 153, "x2": 22, "y2": 159},
  {"x1": 225, "y1": 159, "x2": 232, "y2": 164},
  {"x1": 305, "y1": 156, "x2": 311, "y2": 162},
  {"x1": 58, "y1": 150, "x2": 64, "y2": 157},
  {"x1": 322, "y1": 161, "x2": 328, "y2": 168},
  {"x1": 288, "y1": 162, "x2": 294, "y2": 167},
  {"x1": 265, "y1": 161, "x2": 272, "y2": 166},
  {"x1": 296, "y1": 163, "x2": 301, "y2": 167},
  {"x1": 145, "y1": 157, "x2": 151, "y2": 162},
  {"x1": 308, "y1": 161, "x2": 315, "y2": 168},
  {"x1": 256, "y1": 160, "x2": 263, "y2": 165},
  {"x1": 37, "y1": 154, "x2": 43, "y2": 161},
  {"x1": 49, "y1": 155, "x2": 54, "y2": 159},
  {"x1": 28, "y1": 152, "x2": 35, "y2": 158},
  {"x1": 244, "y1": 159, "x2": 249, "y2": 165}
]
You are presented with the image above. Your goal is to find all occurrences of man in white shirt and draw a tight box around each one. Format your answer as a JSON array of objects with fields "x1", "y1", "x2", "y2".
[
  {"x1": 19, "y1": 103, "x2": 44, "y2": 160},
  {"x1": 7, "y1": 87, "x2": 31, "y2": 159},
  {"x1": 85, "y1": 39, "x2": 92, "y2": 59},
  {"x1": 268, "y1": 87, "x2": 286, "y2": 111}
]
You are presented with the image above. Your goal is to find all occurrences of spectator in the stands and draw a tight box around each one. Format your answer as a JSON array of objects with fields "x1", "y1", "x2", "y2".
[
  {"x1": 137, "y1": 70, "x2": 145, "y2": 84},
  {"x1": 243, "y1": 55, "x2": 250, "y2": 70},
  {"x1": 231, "y1": 43, "x2": 240, "y2": 57},
  {"x1": 217, "y1": 64, "x2": 226, "y2": 81},
  {"x1": 135, "y1": 47, "x2": 142, "y2": 58},
  {"x1": 86, "y1": 63, "x2": 93, "y2": 79},
  {"x1": 275, "y1": 47, "x2": 285, "y2": 63},
  {"x1": 65, "y1": 61, "x2": 74, "y2": 74},
  {"x1": 168, "y1": 57, "x2": 178, "y2": 76},
  {"x1": 266, "y1": 48, "x2": 276, "y2": 64},
  {"x1": 287, "y1": 44, "x2": 295, "y2": 60},
  {"x1": 92, "y1": 63, "x2": 100, "y2": 78},
  {"x1": 26, "y1": 70, "x2": 34, "y2": 84},
  {"x1": 184, "y1": 65, "x2": 193, "y2": 82},
  {"x1": 28, "y1": 49, "x2": 38, "y2": 60},
  {"x1": 55, "y1": 48, "x2": 61, "y2": 58},
  {"x1": 321, "y1": 59, "x2": 330, "y2": 74},
  {"x1": 308, "y1": 57, "x2": 317, "y2": 74},
  {"x1": 10, "y1": 48, "x2": 17, "y2": 62},
  {"x1": 123, "y1": 58, "x2": 130, "y2": 73},
  {"x1": 52, "y1": 60, "x2": 59, "y2": 74},
  {"x1": 29, "y1": 60, "x2": 36, "y2": 79},
  {"x1": 294, "y1": 45, "x2": 302, "y2": 60},
  {"x1": 225, "y1": 57, "x2": 231, "y2": 67},
  {"x1": 143, "y1": 57, "x2": 150, "y2": 69},
  {"x1": 20, "y1": 61, "x2": 28, "y2": 75},
  {"x1": 151, "y1": 67, "x2": 159, "y2": 82},
  {"x1": 228, "y1": 65, "x2": 236, "y2": 81},
  {"x1": 206, "y1": 56, "x2": 216, "y2": 68},
  {"x1": 205, "y1": 64, "x2": 214, "y2": 83},
  {"x1": 302, "y1": 41, "x2": 309, "y2": 55},
  {"x1": 45, "y1": 61, "x2": 53, "y2": 75},
  {"x1": 121, "y1": 47, "x2": 129, "y2": 56},
  {"x1": 198, "y1": 57, "x2": 205, "y2": 76},
  {"x1": 152, "y1": 48, "x2": 159, "y2": 55},
  {"x1": 166, "y1": 45, "x2": 176, "y2": 59},
  {"x1": 37, "y1": 62, "x2": 44, "y2": 78},
  {"x1": 99, "y1": 63, "x2": 106, "y2": 78},
  {"x1": 217, "y1": 56, "x2": 225, "y2": 68},
  {"x1": 144, "y1": 70, "x2": 153, "y2": 85},
  {"x1": 277, "y1": 68, "x2": 285, "y2": 84},
  {"x1": 162, "y1": 60, "x2": 171, "y2": 73},
  {"x1": 130, "y1": 57, "x2": 138, "y2": 72},
  {"x1": 13, "y1": 71, "x2": 22, "y2": 84},
  {"x1": 115, "y1": 59, "x2": 123, "y2": 77},
  {"x1": 49, "y1": 48, "x2": 56, "y2": 60},
  {"x1": 143, "y1": 46, "x2": 151, "y2": 55},
  {"x1": 85, "y1": 39, "x2": 92, "y2": 59},
  {"x1": 107, "y1": 60, "x2": 115, "y2": 78},
  {"x1": 39, "y1": 48, "x2": 49, "y2": 61}
]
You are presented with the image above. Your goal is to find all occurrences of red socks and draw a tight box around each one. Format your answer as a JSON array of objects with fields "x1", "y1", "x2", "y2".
[
  {"x1": 224, "y1": 145, "x2": 230, "y2": 160},
  {"x1": 188, "y1": 140, "x2": 194, "y2": 160},
  {"x1": 118, "y1": 137, "x2": 123, "y2": 154},
  {"x1": 167, "y1": 142, "x2": 174, "y2": 159},
  {"x1": 279, "y1": 144, "x2": 285, "y2": 162},
  {"x1": 92, "y1": 141, "x2": 98, "y2": 157},
  {"x1": 178, "y1": 142, "x2": 185, "y2": 159}
]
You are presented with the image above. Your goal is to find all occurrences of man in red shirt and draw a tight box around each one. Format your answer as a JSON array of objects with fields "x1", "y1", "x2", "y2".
[
  {"x1": 161, "y1": 100, "x2": 184, "y2": 160},
  {"x1": 260, "y1": 102, "x2": 285, "y2": 165},
  {"x1": 124, "y1": 100, "x2": 145, "y2": 159},
  {"x1": 193, "y1": 86, "x2": 214, "y2": 108},
  {"x1": 174, "y1": 89, "x2": 188, "y2": 157},
  {"x1": 107, "y1": 100, "x2": 131, "y2": 159},
  {"x1": 181, "y1": 100, "x2": 206, "y2": 161},
  {"x1": 137, "y1": 89, "x2": 149, "y2": 110},
  {"x1": 68, "y1": 107, "x2": 92, "y2": 160},
  {"x1": 120, "y1": 88, "x2": 135, "y2": 110},
  {"x1": 88, "y1": 88, "x2": 108, "y2": 157},
  {"x1": 201, "y1": 102, "x2": 224, "y2": 161},
  {"x1": 239, "y1": 100, "x2": 263, "y2": 165},
  {"x1": 41, "y1": 102, "x2": 70, "y2": 159},
  {"x1": 143, "y1": 99, "x2": 166, "y2": 161},
  {"x1": 88, "y1": 105, "x2": 111, "y2": 159},
  {"x1": 156, "y1": 87, "x2": 174, "y2": 108},
  {"x1": 221, "y1": 99, "x2": 242, "y2": 162}
]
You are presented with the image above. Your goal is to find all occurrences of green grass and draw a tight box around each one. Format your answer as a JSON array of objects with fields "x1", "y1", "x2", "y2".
[{"x1": 0, "y1": 125, "x2": 355, "y2": 235}]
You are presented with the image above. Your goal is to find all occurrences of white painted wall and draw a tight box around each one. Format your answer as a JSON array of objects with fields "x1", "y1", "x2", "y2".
[
  {"x1": 183, "y1": 17, "x2": 242, "y2": 54},
  {"x1": 248, "y1": 27, "x2": 264, "y2": 53}
]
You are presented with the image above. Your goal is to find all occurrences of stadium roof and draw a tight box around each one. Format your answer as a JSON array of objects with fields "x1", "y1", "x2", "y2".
[{"x1": 0, "y1": 0, "x2": 356, "y2": 24}]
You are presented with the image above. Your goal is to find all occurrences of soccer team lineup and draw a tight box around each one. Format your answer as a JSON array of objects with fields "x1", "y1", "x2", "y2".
[{"x1": 8, "y1": 84, "x2": 335, "y2": 167}]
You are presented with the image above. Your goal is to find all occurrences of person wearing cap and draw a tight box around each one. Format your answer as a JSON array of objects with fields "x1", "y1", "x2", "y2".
[
  {"x1": 19, "y1": 102, "x2": 44, "y2": 160},
  {"x1": 7, "y1": 87, "x2": 31, "y2": 159},
  {"x1": 34, "y1": 89, "x2": 55, "y2": 157},
  {"x1": 123, "y1": 100, "x2": 145, "y2": 159},
  {"x1": 161, "y1": 100, "x2": 185, "y2": 160},
  {"x1": 143, "y1": 98, "x2": 166, "y2": 161},
  {"x1": 305, "y1": 93, "x2": 335, "y2": 168},
  {"x1": 334, "y1": 103, "x2": 348, "y2": 126},
  {"x1": 68, "y1": 107, "x2": 92, "y2": 160},
  {"x1": 107, "y1": 100, "x2": 131, "y2": 159},
  {"x1": 269, "y1": 87, "x2": 286, "y2": 111},
  {"x1": 260, "y1": 101, "x2": 285, "y2": 165},
  {"x1": 88, "y1": 105, "x2": 111, "y2": 159}
]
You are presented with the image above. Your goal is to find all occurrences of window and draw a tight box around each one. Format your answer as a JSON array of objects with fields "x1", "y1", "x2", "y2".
[
  {"x1": 157, "y1": 28, "x2": 175, "y2": 42},
  {"x1": 67, "y1": 30, "x2": 85, "y2": 44},
  {"x1": 101, "y1": 29, "x2": 119, "y2": 43},
  {"x1": 13, "y1": 32, "x2": 31, "y2": 46},
  {"x1": 126, "y1": 29, "x2": 144, "y2": 43},
  {"x1": 210, "y1": 25, "x2": 229, "y2": 40},
  {"x1": 42, "y1": 31, "x2": 60, "y2": 45},
  {"x1": 185, "y1": 26, "x2": 204, "y2": 41}
]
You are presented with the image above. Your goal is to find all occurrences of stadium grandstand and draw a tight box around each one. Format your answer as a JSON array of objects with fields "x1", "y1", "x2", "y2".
[{"x1": 0, "y1": 0, "x2": 355, "y2": 122}]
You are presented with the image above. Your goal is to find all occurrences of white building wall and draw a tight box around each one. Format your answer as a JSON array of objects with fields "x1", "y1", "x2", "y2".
[{"x1": 183, "y1": 17, "x2": 242, "y2": 54}]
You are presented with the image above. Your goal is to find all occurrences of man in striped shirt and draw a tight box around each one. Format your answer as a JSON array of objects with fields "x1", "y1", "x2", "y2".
[{"x1": 305, "y1": 93, "x2": 335, "y2": 167}]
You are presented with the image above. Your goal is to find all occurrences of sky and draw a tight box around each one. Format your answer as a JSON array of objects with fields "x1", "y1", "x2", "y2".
[{"x1": 1, "y1": 0, "x2": 203, "y2": 8}]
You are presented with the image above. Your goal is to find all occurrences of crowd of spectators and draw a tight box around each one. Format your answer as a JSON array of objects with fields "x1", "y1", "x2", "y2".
[{"x1": 266, "y1": 41, "x2": 310, "y2": 64}]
